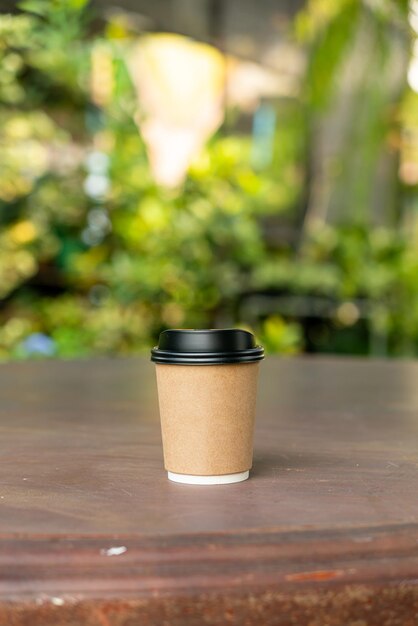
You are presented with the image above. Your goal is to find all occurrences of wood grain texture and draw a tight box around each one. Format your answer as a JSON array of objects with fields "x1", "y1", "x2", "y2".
[{"x1": 1, "y1": 355, "x2": 418, "y2": 624}]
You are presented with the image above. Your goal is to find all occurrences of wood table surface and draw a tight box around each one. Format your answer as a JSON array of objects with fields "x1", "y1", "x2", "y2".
[{"x1": 1, "y1": 356, "x2": 418, "y2": 625}]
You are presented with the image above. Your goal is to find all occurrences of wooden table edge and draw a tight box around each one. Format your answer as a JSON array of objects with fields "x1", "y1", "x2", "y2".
[{"x1": 1, "y1": 522, "x2": 418, "y2": 601}]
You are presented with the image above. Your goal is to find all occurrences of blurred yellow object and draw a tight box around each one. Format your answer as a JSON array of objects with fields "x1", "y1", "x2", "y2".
[
  {"x1": 259, "y1": 315, "x2": 303, "y2": 354},
  {"x1": 9, "y1": 220, "x2": 37, "y2": 244},
  {"x1": 91, "y1": 44, "x2": 114, "y2": 107},
  {"x1": 0, "y1": 318, "x2": 31, "y2": 348},
  {"x1": 128, "y1": 34, "x2": 225, "y2": 188},
  {"x1": 4, "y1": 117, "x2": 33, "y2": 139},
  {"x1": 336, "y1": 301, "x2": 360, "y2": 326}
]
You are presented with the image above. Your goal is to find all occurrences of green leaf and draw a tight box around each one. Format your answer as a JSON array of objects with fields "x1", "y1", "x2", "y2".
[
  {"x1": 305, "y1": 0, "x2": 361, "y2": 111},
  {"x1": 68, "y1": 0, "x2": 89, "y2": 9},
  {"x1": 18, "y1": 0, "x2": 49, "y2": 16}
]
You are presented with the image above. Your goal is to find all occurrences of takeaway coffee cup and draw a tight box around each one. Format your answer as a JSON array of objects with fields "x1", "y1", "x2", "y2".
[{"x1": 151, "y1": 329, "x2": 264, "y2": 485}]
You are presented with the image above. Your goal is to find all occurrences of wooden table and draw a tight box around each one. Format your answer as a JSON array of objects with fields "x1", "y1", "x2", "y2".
[{"x1": 1, "y1": 356, "x2": 418, "y2": 625}]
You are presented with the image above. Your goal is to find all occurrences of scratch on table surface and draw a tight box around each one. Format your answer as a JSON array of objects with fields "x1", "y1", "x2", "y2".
[
  {"x1": 352, "y1": 535, "x2": 373, "y2": 543},
  {"x1": 53, "y1": 483, "x2": 104, "y2": 499},
  {"x1": 386, "y1": 461, "x2": 400, "y2": 468},
  {"x1": 100, "y1": 481, "x2": 133, "y2": 497},
  {"x1": 285, "y1": 569, "x2": 347, "y2": 582},
  {"x1": 36, "y1": 596, "x2": 67, "y2": 606},
  {"x1": 100, "y1": 546, "x2": 127, "y2": 556}
]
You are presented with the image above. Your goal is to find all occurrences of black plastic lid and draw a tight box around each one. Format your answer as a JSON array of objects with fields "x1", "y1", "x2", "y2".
[{"x1": 151, "y1": 329, "x2": 264, "y2": 365}]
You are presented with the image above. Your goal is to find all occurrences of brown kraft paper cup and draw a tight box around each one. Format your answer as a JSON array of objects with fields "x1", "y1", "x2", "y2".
[
  {"x1": 155, "y1": 362, "x2": 260, "y2": 476},
  {"x1": 151, "y1": 329, "x2": 264, "y2": 484}
]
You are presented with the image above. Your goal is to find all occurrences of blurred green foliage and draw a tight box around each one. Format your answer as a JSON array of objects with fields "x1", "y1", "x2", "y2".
[{"x1": 0, "y1": 0, "x2": 417, "y2": 359}]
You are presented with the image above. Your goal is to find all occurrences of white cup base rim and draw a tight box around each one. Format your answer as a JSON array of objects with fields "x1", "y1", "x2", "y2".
[{"x1": 167, "y1": 470, "x2": 249, "y2": 485}]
